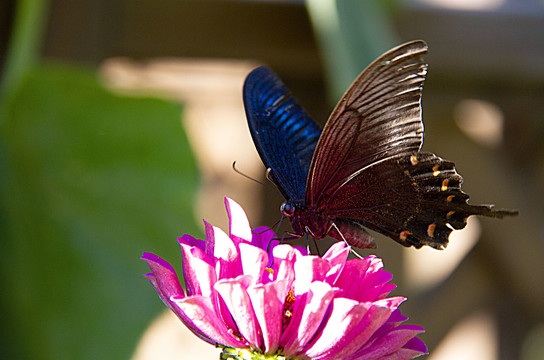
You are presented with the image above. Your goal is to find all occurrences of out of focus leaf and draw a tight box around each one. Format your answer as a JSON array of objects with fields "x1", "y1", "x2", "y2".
[
  {"x1": 306, "y1": 0, "x2": 397, "y2": 102},
  {"x1": 0, "y1": 64, "x2": 200, "y2": 360}
]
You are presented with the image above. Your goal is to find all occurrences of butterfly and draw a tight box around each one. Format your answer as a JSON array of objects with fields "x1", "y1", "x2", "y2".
[{"x1": 243, "y1": 40, "x2": 518, "y2": 250}]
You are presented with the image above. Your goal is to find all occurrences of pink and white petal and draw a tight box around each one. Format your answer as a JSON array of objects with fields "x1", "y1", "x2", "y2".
[
  {"x1": 376, "y1": 337, "x2": 427, "y2": 360},
  {"x1": 402, "y1": 337, "x2": 428, "y2": 356},
  {"x1": 179, "y1": 234, "x2": 206, "y2": 253},
  {"x1": 172, "y1": 295, "x2": 247, "y2": 348},
  {"x1": 212, "y1": 290, "x2": 240, "y2": 339},
  {"x1": 365, "y1": 309, "x2": 410, "y2": 342},
  {"x1": 322, "y1": 242, "x2": 350, "y2": 285},
  {"x1": 305, "y1": 297, "x2": 405, "y2": 360},
  {"x1": 141, "y1": 252, "x2": 185, "y2": 301},
  {"x1": 322, "y1": 241, "x2": 350, "y2": 265},
  {"x1": 282, "y1": 281, "x2": 337, "y2": 356},
  {"x1": 273, "y1": 244, "x2": 306, "y2": 262},
  {"x1": 388, "y1": 309, "x2": 409, "y2": 324},
  {"x1": 225, "y1": 197, "x2": 252, "y2": 245},
  {"x1": 178, "y1": 241, "x2": 216, "y2": 297},
  {"x1": 334, "y1": 259, "x2": 394, "y2": 302},
  {"x1": 357, "y1": 269, "x2": 395, "y2": 300},
  {"x1": 364, "y1": 255, "x2": 385, "y2": 275},
  {"x1": 143, "y1": 273, "x2": 216, "y2": 346},
  {"x1": 203, "y1": 220, "x2": 216, "y2": 258},
  {"x1": 332, "y1": 298, "x2": 408, "y2": 360},
  {"x1": 292, "y1": 245, "x2": 309, "y2": 256},
  {"x1": 332, "y1": 260, "x2": 370, "y2": 300},
  {"x1": 215, "y1": 275, "x2": 262, "y2": 350},
  {"x1": 250, "y1": 226, "x2": 275, "y2": 252},
  {"x1": 292, "y1": 256, "x2": 332, "y2": 295},
  {"x1": 211, "y1": 225, "x2": 241, "y2": 280},
  {"x1": 247, "y1": 279, "x2": 290, "y2": 354},
  {"x1": 303, "y1": 298, "x2": 369, "y2": 359},
  {"x1": 239, "y1": 243, "x2": 269, "y2": 285},
  {"x1": 271, "y1": 244, "x2": 299, "y2": 284},
  {"x1": 379, "y1": 347, "x2": 427, "y2": 360},
  {"x1": 348, "y1": 326, "x2": 427, "y2": 360}
]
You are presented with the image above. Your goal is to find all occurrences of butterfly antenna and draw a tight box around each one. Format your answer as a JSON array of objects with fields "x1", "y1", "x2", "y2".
[
  {"x1": 232, "y1": 161, "x2": 265, "y2": 186},
  {"x1": 331, "y1": 223, "x2": 363, "y2": 259}
]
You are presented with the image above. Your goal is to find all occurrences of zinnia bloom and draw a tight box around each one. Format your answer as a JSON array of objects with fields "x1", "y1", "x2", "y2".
[{"x1": 141, "y1": 197, "x2": 427, "y2": 359}]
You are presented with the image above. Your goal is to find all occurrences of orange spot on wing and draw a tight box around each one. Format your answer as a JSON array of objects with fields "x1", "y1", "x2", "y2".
[
  {"x1": 427, "y1": 223, "x2": 436, "y2": 238},
  {"x1": 399, "y1": 230, "x2": 411, "y2": 241}
]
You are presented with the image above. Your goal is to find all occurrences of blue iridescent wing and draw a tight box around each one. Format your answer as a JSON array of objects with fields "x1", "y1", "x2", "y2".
[{"x1": 243, "y1": 66, "x2": 321, "y2": 204}]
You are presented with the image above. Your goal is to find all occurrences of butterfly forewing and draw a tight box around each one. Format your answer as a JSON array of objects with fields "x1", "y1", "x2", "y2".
[
  {"x1": 307, "y1": 40, "x2": 428, "y2": 207},
  {"x1": 244, "y1": 66, "x2": 321, "y2": 203}
]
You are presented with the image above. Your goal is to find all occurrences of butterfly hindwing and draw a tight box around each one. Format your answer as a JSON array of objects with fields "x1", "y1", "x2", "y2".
[
  {"x1": 243, "y1": 66, "x2": 321, "y2": 203},
  {"x1": 325, "y1": 152, "x2": 517, "y2": 249}
]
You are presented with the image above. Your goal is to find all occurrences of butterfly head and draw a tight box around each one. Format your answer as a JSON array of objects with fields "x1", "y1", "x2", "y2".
[{"x1": 280, "y1": 202, "x2": 295, "y2": 217}]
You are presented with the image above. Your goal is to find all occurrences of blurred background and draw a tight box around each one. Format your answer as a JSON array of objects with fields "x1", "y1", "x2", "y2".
[{"x1": 1, "y1": 0, "x2": 543, "y2": 359}]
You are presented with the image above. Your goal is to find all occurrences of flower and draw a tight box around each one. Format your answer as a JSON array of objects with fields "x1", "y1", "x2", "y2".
[{"x1": 141, "y1": 197, "x2": 427, "y2": 359}]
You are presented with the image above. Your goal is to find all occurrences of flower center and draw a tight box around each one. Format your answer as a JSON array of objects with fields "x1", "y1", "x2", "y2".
[
  {"x1": 282, "y1": 290, "x2": 296, "y2": 327},
  {"x1": 218, "y1": 345, "x2": 293, "y2": 360}
]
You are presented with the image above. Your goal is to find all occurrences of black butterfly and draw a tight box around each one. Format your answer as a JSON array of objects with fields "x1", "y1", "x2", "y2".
[{"x1": 243, "y1": 40, "x2": 518, "y2": 250}]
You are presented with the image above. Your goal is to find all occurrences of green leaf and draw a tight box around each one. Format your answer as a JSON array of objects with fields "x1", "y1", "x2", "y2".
[{"x1": 0, "y1": 64, "x2": 201, "y2": 360}]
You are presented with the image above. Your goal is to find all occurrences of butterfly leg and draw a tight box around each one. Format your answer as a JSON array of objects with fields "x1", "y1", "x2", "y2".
[
  {"x1": 304, "y1": 230, "x2": 311, "y2": 256},
  {"x1": 303, "y1": 227, "x2": 322, "y2": 256},
  {"x1": 329, "y1": 222, "x2": 365, "y2": 259}
]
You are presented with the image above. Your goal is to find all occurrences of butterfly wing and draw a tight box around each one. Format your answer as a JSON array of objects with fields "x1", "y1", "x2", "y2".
[
  {"x1": 326, "y1": 152, "x2": 518, "y2": 249},
  {"x1": 306, "y1": 40, "x2": 427, "y2": 206},
  {"x1": 305, "y1": 40, "x2": 517, "y2": 249},
  {"x1": 243, "y1": 66, "x2": 321, "y2": 203}
]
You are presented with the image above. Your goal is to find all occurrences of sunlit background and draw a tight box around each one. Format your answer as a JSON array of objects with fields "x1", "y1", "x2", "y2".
[{"x1": 1, "y1": 1, "x2": 543, "y2": 360}]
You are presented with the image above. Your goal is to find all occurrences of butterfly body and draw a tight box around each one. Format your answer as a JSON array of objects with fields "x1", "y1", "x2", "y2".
[{"x1": 244, "y1": 40, "x2": 518, "y2": 250}]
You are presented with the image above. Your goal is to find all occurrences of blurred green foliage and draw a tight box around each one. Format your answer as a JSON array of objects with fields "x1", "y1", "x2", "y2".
[{"x1": 0, "y1": 64, "x2": 200, "y2": 360}]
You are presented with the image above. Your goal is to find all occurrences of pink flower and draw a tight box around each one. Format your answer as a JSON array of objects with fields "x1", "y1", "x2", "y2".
[{"x1": 141, "y1": 198, "x2": 427, "y2": 359}]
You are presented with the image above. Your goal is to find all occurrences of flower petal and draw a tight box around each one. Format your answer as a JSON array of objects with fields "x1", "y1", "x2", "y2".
[
  {"x1": 209, "y1": 224, "x2": 241, "y2": 280},
  {"x1": 250, "y1": 226, "x2": 275, "y2": 252},
  {"x1": 203, "y1": 220, "x2": 216, "y2": 258},
  {"x1": 141, "y1": 253, "x2": 218, "y2": 345},
  {"x1": 239, "y1": 242, "x2": 269, "y2": 285},
  {"x1": 305, "y1": 297, "x2": 405, "y2": 360},
  {"x1": 282, "y1": 281, "x2": 337, "y2": 356},
  {"x1": 402, "y1": 336, "x2": 428, "y2": 355},
  {"x1": 215, "y1": 275, "x2": 261, "y2": 350},
  {"x1": 172, "y1": 295, "x2": 247, "y2": 348},
  {"x1": 225, "y1": 197, "x2": 252, "y2": 245},
  {"x1": 303, "y1": 297, "x2": 368, "y2": 359},
  {"x1": 247, "y1": 279, "x2": 290, "y2": 354},
  {"x1": 178, "y1": 238, "x2": 216, "y2": 297},
  {"x1": 322, "y1": 241, "x2": 350, "y2": 264},
  {"x1": 141, "y1": 252, "x2": 185, "y2": 306},
  {"x1": 271, "y1": 244, "x2": 299, "y2": 284},
  {"x1": 322, "y1": 242, "x2": 350, "y2": 284},
  {"x1": 179, "y1": 234, "x2": 206, "y2": 253},
  {"x1": 348, "y1": 325, "x2": 427, "y2": 360},
  {"x1": 293, "y1": 256, "x2": 332, "y2": 295},
  {"x1": 334, "y1": 258, "x2": 395, "y2": 302}
]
